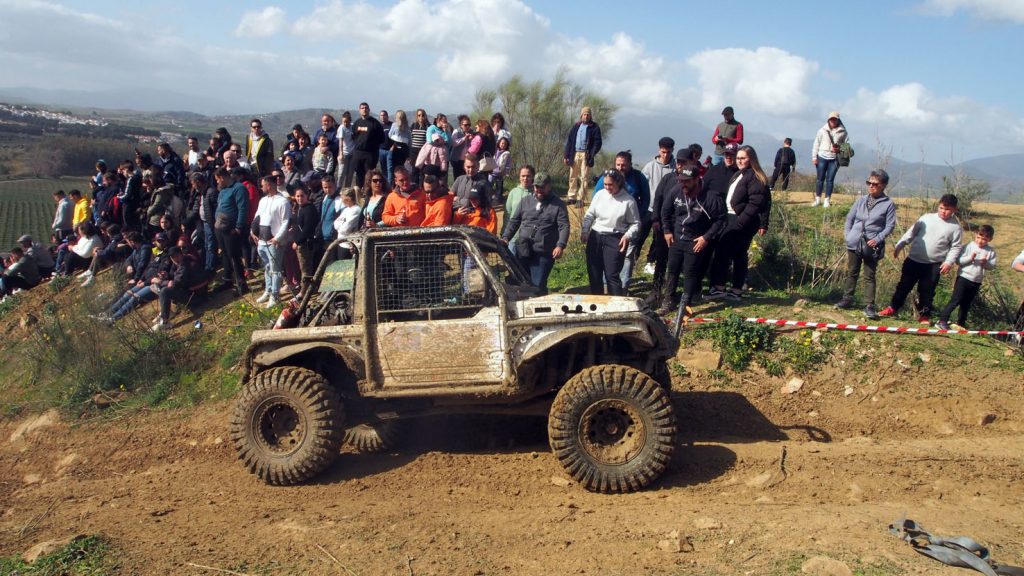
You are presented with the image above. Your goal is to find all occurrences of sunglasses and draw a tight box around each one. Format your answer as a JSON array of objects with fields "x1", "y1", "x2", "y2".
[
  {"x1": 371, "y1": 178, "x2": 383, "y2": 183},
  {"x1": 866, "y1": 181, "x2": 883, "y2": 187}
]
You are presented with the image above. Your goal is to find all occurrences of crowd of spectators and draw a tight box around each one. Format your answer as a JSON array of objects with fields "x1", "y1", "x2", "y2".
[{"x1": 2, "y1": 102, "x2": 1021, "y2": 336}]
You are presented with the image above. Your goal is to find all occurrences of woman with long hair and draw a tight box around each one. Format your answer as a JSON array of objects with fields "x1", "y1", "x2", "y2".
[
  {"x1": 707, "y1": 145, "x2": 770, "y2": 302},
  {"x1": 361, "y1": 168, "x2": 390, "y2": 229},
  {"x1": 387, "y1": 110, "x2": 411, "y2": 184},
  {"x1": 409, "y1": 109, "x2": 430, "y2": 168}
]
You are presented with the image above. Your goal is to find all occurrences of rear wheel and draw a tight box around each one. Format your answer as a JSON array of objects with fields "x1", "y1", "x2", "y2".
[
  {"x1": 230, "y1": 366, "x2": 344, "y2": 485},
  {"x1": 548, "y1": 364, "x2": 676, "y2": 493}
]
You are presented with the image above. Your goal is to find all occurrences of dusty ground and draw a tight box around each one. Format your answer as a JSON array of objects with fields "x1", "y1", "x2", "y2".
[{"x1": 2, "y1": 349, "x2": 1023, "y2": 576}]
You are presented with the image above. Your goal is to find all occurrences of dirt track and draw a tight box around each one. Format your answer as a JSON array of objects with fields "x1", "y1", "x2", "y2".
[{"x1": 3, "y1": 351, "x2": 1024, "y2": 575}]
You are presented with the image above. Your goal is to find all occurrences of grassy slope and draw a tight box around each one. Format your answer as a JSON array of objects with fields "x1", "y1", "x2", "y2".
[{"x1": 0, "y1": 177, "x2": 90, "y2": 247}]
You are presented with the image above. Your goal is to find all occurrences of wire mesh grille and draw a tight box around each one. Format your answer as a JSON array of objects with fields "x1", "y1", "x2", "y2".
[{"x1": 374, "y1": 240, "x2": 492, "y2": 317}]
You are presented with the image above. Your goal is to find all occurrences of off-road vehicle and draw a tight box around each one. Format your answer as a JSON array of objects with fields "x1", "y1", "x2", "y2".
[{"x1": 230, "y1": 226, "x2": 679, "y2": 493}]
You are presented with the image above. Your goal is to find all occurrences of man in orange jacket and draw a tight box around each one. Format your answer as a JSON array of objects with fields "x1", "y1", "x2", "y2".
[
  {"x1": 382, "y1": 166, "x2": 425, "y2": 227},
  {"x1": 421, "y1": 174, "x2": 452, "y2": 226}
]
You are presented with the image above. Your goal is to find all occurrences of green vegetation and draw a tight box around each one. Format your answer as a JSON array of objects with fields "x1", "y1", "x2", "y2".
[
  {"x1": 0, "y1": 177, "x2": 89, "y2": 248},
  {"x1": 473, "y1": 69, "x2": 618, "y2": 178},
  {"x1": 0, "y1": 535, "x2": 118, "y2": 575},
  {"x1": 0, "y1": 277, "x2": 278, "y2": 416}
]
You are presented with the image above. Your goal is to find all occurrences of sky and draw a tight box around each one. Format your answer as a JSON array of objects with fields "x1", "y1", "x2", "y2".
[{"x1": 2, "y1": 0, "x2": 1023, "y2": 163}]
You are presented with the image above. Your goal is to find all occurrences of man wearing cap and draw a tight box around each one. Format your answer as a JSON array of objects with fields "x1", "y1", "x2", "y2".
[
  {"x1": 563, "y1": 106, "x2": 603, "y2": 206},
  {"x1": 502, "y1": 172, "x2": 569, "y2": 294},
  {"x1": 711, "y1": 106, "x2": 743, "y2": 165},
  {"x1": 244, "y1": 119, "x2": 274, "y2": 178},
  {"x1": 659, "y1": 160, "x2": 727, "y2": 315}
]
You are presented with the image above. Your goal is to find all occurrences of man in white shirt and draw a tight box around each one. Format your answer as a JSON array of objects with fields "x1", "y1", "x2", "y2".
[{"x1": 251, "y1": 175, "x2": 291, "y2": 308}]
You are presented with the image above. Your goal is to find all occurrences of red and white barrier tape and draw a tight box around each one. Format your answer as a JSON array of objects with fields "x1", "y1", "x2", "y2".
[{"x1": 685, "y1": 316, "x2": 1024, "y2": 337}]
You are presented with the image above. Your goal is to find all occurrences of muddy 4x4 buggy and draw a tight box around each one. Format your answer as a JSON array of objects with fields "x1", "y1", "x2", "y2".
[{"x1": 230, "y1": 226, "x2": 679, "y2": 493}]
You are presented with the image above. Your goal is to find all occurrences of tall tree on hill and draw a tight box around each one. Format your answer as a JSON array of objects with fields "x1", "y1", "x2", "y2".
[{"x1": 472, "y1": 69, "x2": 617, "y2": 178}]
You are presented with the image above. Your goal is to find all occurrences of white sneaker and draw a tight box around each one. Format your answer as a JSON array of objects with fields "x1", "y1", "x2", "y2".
[
  {"x1": 264, "y1": 297, "x2": 278, "y2": 309},
  {"x1": 642, "y1": 262, "x2": 656, "y2": 275},
  {"x1": 255, "y1": 292, "x2": 270, "y2": 304},
  {"x1": 811, "y1": 197, "x2": 820, "y2": 207},
  {"x1": 823, "y1": 198, "x2": 831, "y2": 208},
  {"x1": 151, "y1": 319, "x2": 168, "y2": 332},
  {"x1": 81, "y1": 276, "x2": 95, "y2": 287},
  {"x1": 77, "y1": 270, "x2": 92, "y2": 279},
  {"x1": 153, "y1": 314, "x2": 162, "y2": 325}
]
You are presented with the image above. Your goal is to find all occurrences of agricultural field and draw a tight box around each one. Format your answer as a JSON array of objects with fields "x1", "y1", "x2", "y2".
[{"x1": 0, "y1": 177, "x2": 88, "y2": 248}]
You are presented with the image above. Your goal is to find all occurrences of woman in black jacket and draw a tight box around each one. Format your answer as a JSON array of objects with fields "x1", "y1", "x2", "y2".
[{"x1": 707, "y1": 145, "x2": 770, "y2": 301}]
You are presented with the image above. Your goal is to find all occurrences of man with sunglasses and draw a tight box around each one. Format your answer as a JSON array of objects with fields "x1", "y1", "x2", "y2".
[{"x1": 244, "y1": 119, "x2": 275, "y2": 178}]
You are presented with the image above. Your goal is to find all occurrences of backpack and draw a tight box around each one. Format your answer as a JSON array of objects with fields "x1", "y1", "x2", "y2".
[{"x1": 838, "y1": 142, "x2": 855, "y2": 167}]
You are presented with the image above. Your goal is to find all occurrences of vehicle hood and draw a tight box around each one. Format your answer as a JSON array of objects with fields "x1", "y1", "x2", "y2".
[{"x1": 511, "y1": 293, "x2": 644, "y2": 319}]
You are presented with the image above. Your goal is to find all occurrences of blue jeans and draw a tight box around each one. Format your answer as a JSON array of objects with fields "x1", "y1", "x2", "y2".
[
  {"x1": 379, "y1": 149, "x2": 391, "y2": 182},
  {"x1": 518, "y1": 253, "x2": 555, "y2": 295},
  {"x1": 257, "y1": 243, "x2": 284, "y2": 297},
  {"x1": 202, "y1": 221, "x2": 218, "y2": 272},
  {"x1": 712, "y1": 154, "x2": 724, "y2": 165},
  {"x1": 815, "y1": 156, "x2": 839, "y2": 198},
  {"x1": 109, "y1": 285, "x2": 156, "y2": 320}
]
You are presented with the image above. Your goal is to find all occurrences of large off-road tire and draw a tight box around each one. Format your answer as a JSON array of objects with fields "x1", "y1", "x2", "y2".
[
  {"x1": 548, "y1": 364, "x2": 676, "y2": 493},
  {"x1": 230, "y1": 366, "x2": 344, "y2": 485},
  {"x1": 343, "y1": 421, "x2": 401, "y2": 453}
]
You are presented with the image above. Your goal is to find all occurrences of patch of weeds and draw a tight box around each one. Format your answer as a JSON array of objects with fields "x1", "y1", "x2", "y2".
[
  {"x1": 759, "y1": 355, "x2": 785, "y2": 377},
  {"x1": 0, "y1": 534, "x2": 119, "y2": 575},
  {"x1": 546, "y1": 242, "x2": 588, "y2": 293},
  {"x1": 47, "y1": 274, "x2": 72, "y2": 293},
  {"x1": 707, "y1": 368, "x2": 729, "y2": 382},
  {"x1": 220, "y1": 300, "x2": 276, "y2": 371},
  {"x1": 669, "y1": 361, "x2": 689, "y2": 378},
  {"x1": 0, "y1": 292, "x2": 22, "y2": 317},
  {"x1": 773, "y1": 329, "x2": 849, "y2": 374},
  {"x1": 765, "y1": 551, "x2": 808, "y2": 576},
  {"x1": 706, "y1": 312, "x2": 773, "y2": 370}
]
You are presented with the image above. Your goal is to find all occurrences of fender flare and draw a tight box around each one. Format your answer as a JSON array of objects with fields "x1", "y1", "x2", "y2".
[
  {"x1": 248, "y1": 342, "x2": 365, "y2": 381},
  {"x1": 519, "y1": 325, "x2": 652, "y2": 364}
]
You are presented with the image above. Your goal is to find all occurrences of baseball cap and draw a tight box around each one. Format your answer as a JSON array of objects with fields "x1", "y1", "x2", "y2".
[
  {"x1": 533, "y1": 172, "x2": 551, "y2": 186},
  {"x1": 828, "y1": 111, "x2": 841, "y2": 120},
  {"x1": 678, "y1": 167, "x2": 699, "y2": 180},
  {"x1": 675, "y1": 149, "x2": 690, "y2": 162},
  {"x1": 17, "y1": 234, "x2": 32, "y2": 244},
  {"x1": 723, "y1": 143, "x2": 739, "y2": 155}
]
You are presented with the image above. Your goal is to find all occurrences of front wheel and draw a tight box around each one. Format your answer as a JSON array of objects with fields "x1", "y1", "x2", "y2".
[
  {"x1": 230, "y1": 366, "x2": 344, "y2": 485},
  {"x1": 548, "y1": 364, "x2": 676, "y2": 493}
]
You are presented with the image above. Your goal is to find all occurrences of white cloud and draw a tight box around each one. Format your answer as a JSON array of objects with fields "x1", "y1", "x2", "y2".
[
  {"x1": 235, "y1": 6, "x2": 287, "y2": 38},
  {"x1": 687, "y1": 47, "x2": 819, "y2": 116},
  {"x1": 917, "y1": 0, "x2": 1024, "y2": 23}
]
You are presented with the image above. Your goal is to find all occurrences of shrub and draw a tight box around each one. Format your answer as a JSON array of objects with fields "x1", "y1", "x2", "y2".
[{"x1": 707, "y1": 312, "x2": 773, "y2": 370}]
